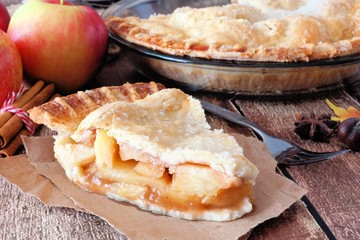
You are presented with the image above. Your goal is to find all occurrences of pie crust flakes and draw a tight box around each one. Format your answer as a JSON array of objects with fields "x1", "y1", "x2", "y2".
[{"x1": 29, "y1": 82, "x2": 259, "y2": 221}]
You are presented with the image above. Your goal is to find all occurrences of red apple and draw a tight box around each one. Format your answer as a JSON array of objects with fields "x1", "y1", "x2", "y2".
[
  {"x1": 7, "y1": 0, "x2": 108, "y2": 94},
  {"x1": 0, "y1": 1, "x2": 10, "y2": 31},
  {"x1": 0, "y1": 30, "x2": 22, "y2": 107},
  {"x1": 33, "y1": 0, "x2": 73, "y2": 6}
]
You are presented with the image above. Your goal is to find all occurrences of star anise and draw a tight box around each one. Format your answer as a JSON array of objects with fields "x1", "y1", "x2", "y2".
[{"x1": 294, "y1": 112, "x2": 339, "y2": 142}]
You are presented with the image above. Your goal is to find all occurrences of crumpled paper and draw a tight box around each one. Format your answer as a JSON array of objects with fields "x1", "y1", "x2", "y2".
[{"x1": 0, "y1": 134, "x2": 307, "y2": 240}]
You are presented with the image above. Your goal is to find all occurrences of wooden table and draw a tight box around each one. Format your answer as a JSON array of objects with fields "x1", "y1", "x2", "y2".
[
  {"x1": 92, "y1": 50, "x2": 360, "y2": 240},
  {"x1": 1, "y1": 3, "x2": 360, "y2": 240}
]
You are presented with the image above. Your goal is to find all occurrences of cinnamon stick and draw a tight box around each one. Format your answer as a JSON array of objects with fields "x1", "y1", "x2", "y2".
[
  {"x1": 0, "y1": 83, "x2": 55, "y2": 148},
  {"x1": 0, "y1": 93, "x2": 60, "y2": 158},
  {"x1": 0, "y1": 127, "x2": 36, "y2": 158},
  {"x1": 0, "y1": 81, "x2": 45, "y2": 127}
]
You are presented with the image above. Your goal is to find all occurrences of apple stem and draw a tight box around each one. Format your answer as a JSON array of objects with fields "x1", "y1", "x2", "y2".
[{"x1": 60, "y1": 0, "x2": 64, "y2": 5}]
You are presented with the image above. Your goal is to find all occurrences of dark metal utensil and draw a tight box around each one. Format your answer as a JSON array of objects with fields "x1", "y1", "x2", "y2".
[{"x1": 200, "y1": 100, "x2": 350, "y2": 165}]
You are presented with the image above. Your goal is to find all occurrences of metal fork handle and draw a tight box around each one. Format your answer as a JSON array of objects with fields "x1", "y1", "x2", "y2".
[{"x1": 200, "y1": 100, "x2": 272, "y2": 141}]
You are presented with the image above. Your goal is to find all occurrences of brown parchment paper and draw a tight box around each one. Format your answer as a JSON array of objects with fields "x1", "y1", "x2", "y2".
[
  {"x1": 0, "y1": 135, "x2": 307, "y2": 240},
  {"x1": 0, "y1": 154, "x2": 83, "y2": 211}
]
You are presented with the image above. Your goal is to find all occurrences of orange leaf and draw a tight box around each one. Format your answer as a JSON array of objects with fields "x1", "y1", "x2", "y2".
[{"x1": 326, "y1": 99, "x2": 360, "y2": 122}]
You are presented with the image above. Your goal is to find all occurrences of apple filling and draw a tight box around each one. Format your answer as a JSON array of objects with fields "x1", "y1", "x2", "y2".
[{"x1": 55, "y1": 128, "x2": 253, "y2": 217}]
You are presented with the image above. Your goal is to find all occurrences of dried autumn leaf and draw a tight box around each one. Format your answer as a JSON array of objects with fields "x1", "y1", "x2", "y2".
[{"x1": 326, "y1": 99, "x2": 360, "y2": 122}]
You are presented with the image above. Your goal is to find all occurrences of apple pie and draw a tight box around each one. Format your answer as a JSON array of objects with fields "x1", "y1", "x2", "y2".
[
  {"x1": 29, "y1": 82, "x2": 259, "y2": 221},
  {"x1": 103, "y1": 0, "x2": 360, "y2": 93},
  {"x1": 105, "y1": 0, "x2": 360, "y2": 62}
]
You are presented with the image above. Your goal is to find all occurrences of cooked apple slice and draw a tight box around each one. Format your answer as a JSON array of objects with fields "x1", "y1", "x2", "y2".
[
  {"x1": 55, "y1": 135, "x2": 95, "y2": 167},
  {"x1": 133, "y1": 162, "x2": 165, "y2": 178},
  {"x1": 96, "y1": 159, "x2": 171, "y2": 191},
  {"x1": 201, "y1": 184, "x2": 252, "y2": 208},
  {"x1": 168, "y1": 164, "x2": 243, "y2": 206},
  {"x1": 110, "y1": 182, "x2": 149, "y2": 201},
  {"x1": 94, "y1": 129, "x2": 120, "y2": 169}
]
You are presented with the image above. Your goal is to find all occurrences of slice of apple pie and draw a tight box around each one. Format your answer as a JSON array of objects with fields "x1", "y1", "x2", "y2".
[{"x1": 29, "y1": 82, "x2": 259, "y2": 221}]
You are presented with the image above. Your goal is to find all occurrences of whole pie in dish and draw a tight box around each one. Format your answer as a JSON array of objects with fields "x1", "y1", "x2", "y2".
[
  {"x1": 105, "y1": 0, "x2": 360, "y2": 62},
  {"x1": 29, "y1": 82, "x2": 259, "y2": 221},
  {"x1": 103, "y1": 0, "x2": 360, "y2": 93}
]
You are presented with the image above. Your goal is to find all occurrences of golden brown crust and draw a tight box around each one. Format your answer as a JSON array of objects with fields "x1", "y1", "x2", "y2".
[
  {"x1": 28, "y1": 82, "x2": 165, "y2": 134},
  {"x1": 105, "y1": 1, "x2": 360, "y2": 62}
]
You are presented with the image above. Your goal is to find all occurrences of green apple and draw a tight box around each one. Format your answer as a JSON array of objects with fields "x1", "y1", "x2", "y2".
[{"x1": 7, "y1": 0, "x2": 108, "y2": 94}]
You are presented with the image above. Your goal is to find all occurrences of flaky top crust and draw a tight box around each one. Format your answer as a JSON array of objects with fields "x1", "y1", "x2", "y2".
[
  {"x1": 71, "y1": 88, "x2": 258, "y2": 180},
  {"x1": 28, "y1": 82, "x2": 165, "y2": 134},
  {"x1": 106, "y1": 0, "x2": 360, "y2": 62}
]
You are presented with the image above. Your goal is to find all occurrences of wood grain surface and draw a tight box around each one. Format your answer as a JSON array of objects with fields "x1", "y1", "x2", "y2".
[
  {"x1": 0, "y1": 177, "x2": 125, "y2": 240},
  {"x1": 2, "y1": 48, "x2": 360, "y2": 240},
  {"x1": 236, "y1": 89, "x2": 360, "y2": 240},
  {"x1": 1, "y1": 1, "x2": 360, "y2": 240}
]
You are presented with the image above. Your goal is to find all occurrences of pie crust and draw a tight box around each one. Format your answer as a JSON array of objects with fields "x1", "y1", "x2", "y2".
[
  {"x1": 29, "y1": 82, "x2": 259, "y2": 221},
  {"x1": 28, "y1": 82, "x2": 165, "y2": 134},
  {"x1": 105, "y1": 0, "x2": 360, "y2": 62}
]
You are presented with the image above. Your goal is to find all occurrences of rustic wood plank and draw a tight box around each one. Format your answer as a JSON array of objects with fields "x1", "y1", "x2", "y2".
[
  {"x1": 199, "y1": 94, "x2": 253, "y2": 137},
  {"x1": 235, "y1": 89, "x2": 360, "y2": 240},
  {"x1": 248, "y1": 202, "x2": 328, "y2": 240},
  {"x1": 0, "y1": 177, "x2": 125, "y2": 240}
]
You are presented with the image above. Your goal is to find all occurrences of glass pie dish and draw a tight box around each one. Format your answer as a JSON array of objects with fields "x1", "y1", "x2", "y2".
[{"x1": 102, "y1": 0, "x2": 360, "y2": 95}]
